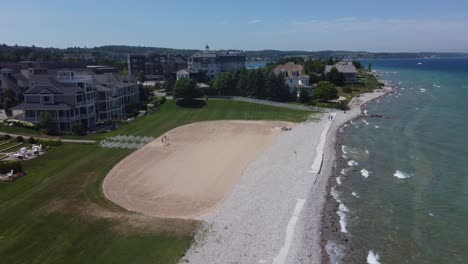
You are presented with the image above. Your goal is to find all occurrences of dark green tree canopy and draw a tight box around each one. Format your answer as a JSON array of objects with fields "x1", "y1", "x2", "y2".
[
  {"x1": 313, "y1": 81, "x2": 338, "y2": 101},
  {"x1": 173, "y1": 78, "x2": 198, "y2": 101},
  {"x1": 326, "y1": 67, "x2": 345, "y2": 86},
  {"x1": 3, "y1": 89, "x2": 18, "y2": 117},
  {"x1": 212, "y1": 72, "x2": 234, "y2": 95}
]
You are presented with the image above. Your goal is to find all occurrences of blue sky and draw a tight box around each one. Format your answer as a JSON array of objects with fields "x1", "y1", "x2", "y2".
[{"x1": 2, "y1": 0, "x2": 468, "y2": 52}]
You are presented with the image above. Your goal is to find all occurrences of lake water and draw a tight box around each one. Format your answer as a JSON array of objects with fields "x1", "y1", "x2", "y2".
[{"x1": 332, "y1": 58, "x2": 468, "y2": 263}]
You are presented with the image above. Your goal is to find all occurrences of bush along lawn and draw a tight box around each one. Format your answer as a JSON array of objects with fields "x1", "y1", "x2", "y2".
[{"x1": 0, "y1": 99, "x2": 315, "y2": 264}]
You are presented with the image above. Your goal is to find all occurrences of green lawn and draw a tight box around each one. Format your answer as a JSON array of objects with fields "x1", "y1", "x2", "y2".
[
  {"x1": 0, "y1": 125, "x2": 41, "y2": 136},
  {"x1": 338, "y1": 71, "x2": 383, "y2": 103},
  {"x1": 72, "y1": 99, "x2": 315, "y2": 140},
  {"x1": 0, "y1": 100, "x2": 315, "y2": 264}
]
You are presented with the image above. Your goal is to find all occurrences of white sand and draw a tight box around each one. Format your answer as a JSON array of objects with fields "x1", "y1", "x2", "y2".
[{"x1": 102, "y1": 120, "x2": 292, "y2": 219}]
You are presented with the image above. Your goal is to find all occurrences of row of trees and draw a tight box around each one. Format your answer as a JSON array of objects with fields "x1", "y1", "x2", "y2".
[{"x1": 211, "y1": 69, "x2": 292, "y2": 102}]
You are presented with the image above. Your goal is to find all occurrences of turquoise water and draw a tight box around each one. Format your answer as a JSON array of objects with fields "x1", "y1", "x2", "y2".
[{"x1": 335, "y1": 58, "x2": 468, "y2": 263}]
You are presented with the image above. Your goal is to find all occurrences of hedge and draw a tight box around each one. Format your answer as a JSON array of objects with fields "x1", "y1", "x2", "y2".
[
  {"x1": 0, "y1": 161, "x2": 23, "y2": 174},
  {"x1": 36, "y1": 138, "x2": 63, "y2": 146}
]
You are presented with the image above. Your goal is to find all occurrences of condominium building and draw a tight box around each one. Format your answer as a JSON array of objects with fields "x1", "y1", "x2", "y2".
[
  {"x1": 11, "y1": 66, "x2": 139, "y2": 132},
  {"x1": 187, "y1": 45, "x2": 245, "y2": 79},
  {"x1": 127, "y1": 53, "x2": 187, "y2": 76}
]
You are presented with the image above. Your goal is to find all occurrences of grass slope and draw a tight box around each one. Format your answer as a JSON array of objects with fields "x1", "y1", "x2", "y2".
[{"x1": 0, "y1": 100, "x2": 315, "y2": 264}]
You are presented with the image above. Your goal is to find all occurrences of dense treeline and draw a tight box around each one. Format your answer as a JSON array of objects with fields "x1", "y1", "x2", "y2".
[{"x1": 211, "y1": 68, "x2": 292, "y2": 102}]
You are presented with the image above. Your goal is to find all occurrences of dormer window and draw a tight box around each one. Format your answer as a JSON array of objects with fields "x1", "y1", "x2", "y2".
[{"x1": 41, "y1": 95, "x2": 53, "y2": 104}]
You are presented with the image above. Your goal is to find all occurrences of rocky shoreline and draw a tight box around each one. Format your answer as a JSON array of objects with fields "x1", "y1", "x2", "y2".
[{"x1": 320, "y1": 75, "x2": 395, "y2": 264}]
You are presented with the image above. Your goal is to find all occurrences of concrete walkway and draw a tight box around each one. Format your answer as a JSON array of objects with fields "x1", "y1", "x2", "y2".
[{"x1": 166, "y1": 96, "x2": 331, "y2": 112}]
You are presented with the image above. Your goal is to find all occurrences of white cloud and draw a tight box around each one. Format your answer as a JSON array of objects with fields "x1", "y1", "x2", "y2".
[{"x1": 248, "y1": 19, "x2": 263, "y2": 25}]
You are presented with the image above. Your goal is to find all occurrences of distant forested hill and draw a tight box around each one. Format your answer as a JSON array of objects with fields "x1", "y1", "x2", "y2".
[{"x1": 0, "y1": 43, "x2": 466, "y2": 62}]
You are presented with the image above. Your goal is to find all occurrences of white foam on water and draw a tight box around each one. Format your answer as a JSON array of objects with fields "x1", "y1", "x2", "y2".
[
  {"x1": 415, "y1": 107, "x2": 420, "y2": 110},
  {"x1": 336, "y1": 177, "x2": 342, "y2": 185},
  {"x1": 352, "y1": 192, "x2": 360, "y2": 198},
  {"x1": 363, "y1": 119, "x2": 370, "y2": 125},
  {"x1": 339, "y1": 203, "x2": 349, "y2": 212},
  {"x1": 337, "y1": 211, "x2": 348, "y2": 233},
  {"x1": 365, "y1": 149, "x2": 370, "y2": 154},
  {"x1": 437, "y1": 85, "x2": 441, "y2": 88},
  {"x1": 420, "y1": 88, "x2": 427, "y2": 93},
  {"x1": 367, "y1": 250, "x2": 381, "y2": 264},
  {"x1": 348, "y1": 160, "x2": 359, "y2": 167},
  {"x1": 429, "y1": 212, "x2": 435, "y2": 217},
  {"x1": 330, "y1": 187, "x2": 348, "y2": 233},
  {"x1": 325, "y1": 241, "x2": 346, "y2": 264},
  {"x1": 394, "y1": 170, "x2": 411, "y2": 179},
  {"x1": 364, "y1": 109, "x2": 369, "y2": 116},
  {"x1": 360, "y1": 169, "x2": 370, "y2": 178},
  {"x1": 341, "y1": 145, "x2": 349, "y2": 155},
  {"x1": 341, "y1": 168, "x2": 350, "y2": 176},
  {"x1": 342, "y1": 154, "x2": 348, "y2": 159},
  {"x1": 375, "y1": 126, "x2": 380, "y2": 129}
]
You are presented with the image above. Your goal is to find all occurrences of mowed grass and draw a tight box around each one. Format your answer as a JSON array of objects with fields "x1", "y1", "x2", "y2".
[
  {"x1": 0, "y1": 100, "x2": 315, "y2": 264},
  {"x1": 86, "y1": 99, "x2": 315, "y2": 140}
]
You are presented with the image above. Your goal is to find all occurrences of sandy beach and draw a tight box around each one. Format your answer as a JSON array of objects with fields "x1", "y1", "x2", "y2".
[
  {"x1": 103, "y1": 120, "x2": 292, "y2": 219},
  {"x1": 102, "y1": 80, "x2": 393, "y2": 263},
  {"x1": 182, "y1": 83, "x2": 394, "y2": 263}
]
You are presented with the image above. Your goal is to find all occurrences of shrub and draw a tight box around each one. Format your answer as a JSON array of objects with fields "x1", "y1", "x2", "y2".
[
  {"x1": 16, "y1": 136, "x2": 24, "y2": 142},
  {"x1": 1, "y1": 119, "x2": 37, "y2": 129},
  {"x1": 0, "y1": 161, "x2": 23, "y2": 174},
  {"x1": 71, "y1": 123, "x2": 86, "y2": 136},
  {"x1": 343, "y1": 87, "x2": 352, "y2": 93},
  {"x1": 36, "y1": 138, "x2": 62, "y2": 146},
  {"x1": 160, "y1": 96, "x2": 166, "y2": 105},
  {"x1": 3, "y1": 134, "x2": 11, "y2": 140},
  {"x1": 28, "y1": 137, "x2": 37, "y2": 144},
  {"x1": 313, "y1": 81, "x2": 339, "y2": 101},
  {"x1": 96, "y1": 129, "x2": 108, "y2": 134}
]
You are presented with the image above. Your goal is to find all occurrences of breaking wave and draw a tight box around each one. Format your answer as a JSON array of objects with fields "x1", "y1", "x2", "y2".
[
  {"x1": 360, "y1": 169, "x2": 370, "y2": 178},
  {"x1": 394, "y1": 170, "x2": 411, "y2": 179},
  {"x1": 367, "y1": 250, "x2": 381, "y2": 264}
]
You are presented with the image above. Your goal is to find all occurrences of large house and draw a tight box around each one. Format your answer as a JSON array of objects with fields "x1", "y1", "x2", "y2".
[
  {"x1": 273, "y1": 62, "x2": 313, "y2": 96},
  {"x1": 186, "y1": 45, "x2": 245, "y2": 79},
  {"x1": 325, "y1": 61, "x2": 359, "y2": 84},
  {"x1": 10, "y1": 66, "x2": 139, "y2": 132}
]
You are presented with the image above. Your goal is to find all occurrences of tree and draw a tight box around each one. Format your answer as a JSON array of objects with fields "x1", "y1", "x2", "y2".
[
  {"x1": 368, "y1": 63, "x2": 372, "y2": 72},
  {"x1": 163, "y1": 78, "x2": 175, "y2": 94},
  {"x1": 3, "y1": 89, "x2": 17, "y2": 117},
  {"x1": 352, "y1": 61, "x2": 363, "y2": 69},
  {"x1": 298, "y1": 89, "x2": 310, "y2": 103},
  {"x1": 313, "y1": 81, "x2": 338, "y2": 101},
  {"x1": 138, "y1": 71, "x2": 145, "y2": 84},
  {"x1": 71, "y1": 123, "x2": 85, "y2": 136},
  {"x1": 326, "y1": 67, "x2": 345, "y2": 86},
  {"x1": 212, "y1": 72, "x2": 234, "y2": 95},
  {"x1": 39, "y1": 111, "x2": 53, "y2": 134},
  {"x1": 265, "y1": 73, "x2": 291, "y2": 102},
  {"x1": 173, "y1": 78, "x2": 198, "y2": 102}
]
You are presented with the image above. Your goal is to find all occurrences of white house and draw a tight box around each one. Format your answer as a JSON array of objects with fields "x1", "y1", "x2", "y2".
[{"x1": 273, "y1": 62, "x2": 313, "y2": 96}]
